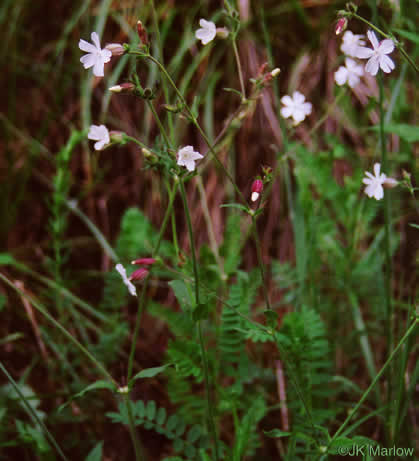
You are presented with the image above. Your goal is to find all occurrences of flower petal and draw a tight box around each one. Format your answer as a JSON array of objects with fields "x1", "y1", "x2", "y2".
[
  {"x1": 280, "y1": 107, "x2": 293, "y2": 119},
  {"x1": 280, "y1": 95, "x2": 293, "y2": 106},
  {"x1": 373, "y1": 163, "x2": 381, "y2": 177},
  {"x1": 379, "y1": 54, "x2": 395, "y2": 73},
  {"x1": 293, "y1": 91, "x2": 305, "y2": 104},
  {"x1": 379, "y1": 39, "x2": 394, "y2": 54},
  {"x1": 335, "y1": 67, "x2": 348, "y2": 86},
  {"x1": 91, "y1": 32, "x2": 101, "y2": 50},
  {"x1": 302, "y1": 102, "x2": 312, "y2": 115},
  {"x1": 356, "y1": 46, "x2": 374, "y2": 59},
  {"x1": 93, "y1": 59, "x2": 105, "y2": 77},
  {"x1": 365, "y1": 56, "x2": 379, "y2": 76},
  {"x1": 79, "y1": 39, "x2": 97, "y2": 53},
  {"x1": 80, "y1": 53, "x2": 96, "y2": 69},
  {"x1": 367, "y1": 30, "x2": 379, "y2": 49}
]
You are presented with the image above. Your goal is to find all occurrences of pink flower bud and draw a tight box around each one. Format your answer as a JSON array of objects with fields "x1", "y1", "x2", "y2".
[
  {"x1": 131, "y1": 258, "x2": 156, "y2": 266},
  {"x1": 335, "y1": 18, "x2": 347, "y2": 35},
  {"x1": 129, "y1": 268, "x2": 149, "y2": 281},
  {"x1": 137, "y1": 20, "x2": 148, "y2": 45},
  {"x1": 105, "y1": 43, "x2": 125, "y2": 56},
  {"x1": 251, "y1": 179, "x2": 263, "y2": 202},
  {"x1": 109, "y1": 82, "x2": 135, "y2": 93},
  {"x1": 383, "y1": 177, "x2": 398, "y2": 189}
]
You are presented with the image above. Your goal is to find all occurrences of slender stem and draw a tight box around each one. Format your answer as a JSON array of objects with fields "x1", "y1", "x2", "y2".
[
  {"x1": 251, "y1": 215, "x2": 271, "y2": 310},
  {"x1": 350, "y1": 12, "x2": 419, "y2": 74},
  {"x1": 146, "y1": 101, "x2": 173, "y2": 149},
  {"x1": 124, "y1": 395, "x2": 145, "y2": 461},
  {"x1": 232, "y1": 39, "x2": 246, "y2": 100},
  {"x1": 179, "y1": 180, "x2": 220, "y2": 461},
  {"x1": 0, "y1": 273, "x2": 116, "y2": 386},
  {"x1": 378, "y1": 69, "x2": 394, "y2": 441},
  {"x1": 325, "y1": 318, "x2": 418, "y2": 452},
  {"x1": 127, "y1": 180, "x2": 178, "y2": 383},
  {"x1": 133, "y1": 52, "x2": 246, "y2": 203},
  {"x1": 0, "y1": 361, "x2": 70, "y2": 461},
  {"x1": 308, "y1": 87, "x2": 346, "y2": 136}
]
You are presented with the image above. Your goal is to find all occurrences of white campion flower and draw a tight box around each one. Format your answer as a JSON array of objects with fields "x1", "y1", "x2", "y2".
[
  {"x1": 334, "y1": 58, "x2": 364, "y2": 88},
  {"x1": 356, "y1": 30, "x2": 395, "y2": 76},
  {"x1": 177, "y1": 146, "x2": 203, "y2": 172},
  {"x1": 195, "y1": 19, "x2": 216, "y2": 45},
  {"x1": 115, "y1": 264, "x2": 137, "y2": 297},
  {"x1": 280, "y1": 91, "x2": 312, "y2": 125},
  {"x1": 79, "y1": 32, "x2": 112, "y2": 77},
  {"x1": 88, "y1": 124, "x2": 110, "y2": 151},
  {"x1": 363, "y1": 163, "x2": 387, "y2": 200},
  {"x1": 340, "y1": 30, "x2": 366, "y2": 58}
]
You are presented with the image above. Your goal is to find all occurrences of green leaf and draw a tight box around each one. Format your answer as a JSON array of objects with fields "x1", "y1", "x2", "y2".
[
  {"x1": 130, "y1": 364, "x2": 171, "y2": 384},
  {"x1": 166, "y1": 415, "x2": 178, "y2": 432},
  {"x1": 0, "y1": 253, "x2": 16, "y2": 266},
  {"x1": 393, "y1": 28, "x2": 419, "y2": 45},
  {"x1": 156, "y1": 407, "x2": 167, "y2": 426},
  {"x1": 85, "y1": 441, "x2": 103, "y2": 461},
  {"x1": 58, "y1": 380, "x2": 116, "y2": 412},
  {"x1": 146, "y1": 400, "x2": 156, "y2": 420},
  {"x1": 222, "y1": 87, "x2": 243, "y2": 98},
  {"x1": 220, "y1": 203, "x2": 249, "y2": 213},
  {"x1": 169, "y1": 280, "x2": 194, "y2": 311},
  {"x1": 409, "y1": 223, "x2": 419, "y2": 229},
  {"x1": 263, "y1": 310, "x2": 278, "y2": 329},
  {"x1": 263, "y1": 429, "x2": 292, "y2": 438},
  {"x1": 370, "y1": 124, "x2": 419, "y2": 143},
  {"x1": 328, "y1": 436, "x2": 354, "y2": 455},
  {"x1": 186, "y1": 425, "x2": 202, "y2": 444}
]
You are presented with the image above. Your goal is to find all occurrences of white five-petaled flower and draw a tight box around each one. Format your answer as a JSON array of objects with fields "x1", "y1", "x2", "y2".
[
  {"x1": 115, "y1": 264, "x2": 137, "y2": 297},
  {"x1": 88, "y1": 124, "x2": 110, "y2": 151},
  {"x1": 356, "y1": 30, "x2": 395, "y2": 76},
  {"x1": 79, "y1": 32, "x2": 112, "y2": 77},
  {"x1": 280, "y1": 91, "x2": 312, "y2": 125},
  {"x1": 340, "y1": 31, "x2": 366, "y2": 58},
  {"x1": 177, "y1": 146, "x2": 203, "y2": 172},
  {"x1": 195, "y1": 19, "x2": 216, "y2": 45},
  {"x1": 363, "y1": 163, "x2": 387, "y2": 200},
  {"x1": 334, "y1": 58, "x2": 364, "y2": 88}
]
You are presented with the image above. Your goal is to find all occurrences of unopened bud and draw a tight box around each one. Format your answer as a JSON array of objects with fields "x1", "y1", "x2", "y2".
[
  {"x1": 335, "y1": 18, "x2": 347, "y2": 35},
  {"x1": 137, "y1": 20, "x2": 148, "y2": 45},
  {"x1": 109, "y1": 131, "x2": 125, "y2": 143},
  {"x1": 129, "y1": 268, "x2": 149, "y2": 281},
  {"x1": 271, "y1": 68, "x2": 281, "y2": 77},
  {"x1": 131, "y1": 258, "x2": 156, "y2": 266},
  {"x1": 117, "y1": 386, "x2": 129, "y2": 394},
  {"x1": 383, "y1": 177, "x2": 398, "y2": 189},
  {"x1": 251, "y1": 179, "x2": 263, "y2": 202},
  {"x1": 109, "y1": 82, "x2": 135, "y2": 93},
  {"x1": 105, "y1": 43, "x2": 125, "y2": 56},
  {"x1": 216, "y1": 27, "x2": 229, "y2": 39}
]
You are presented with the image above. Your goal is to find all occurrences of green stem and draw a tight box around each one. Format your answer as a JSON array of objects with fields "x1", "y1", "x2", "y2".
[
  {"x1": 232, "y1": 39, "x2": 246, "y2": 100},
  {"x1": 124, "y1": 395, "x2": 145, "y2": 461},
  {"x1": 146, "y1": 101, "x2": 173, "y2": 149},
  {"x1": 0, "y1": 273, "x2": 116, "y2": 386},
  {"x1": 131, "y1": 51, "x2": 246, "y2": 203},
  {"x1": 0, "y1": 361, "x2": 69, "y2": 461},
  {"x1": 325, "y1": 318, "x2": 418, "y2": 453},
  {"x1": 179, "y1": 180, "x2": 220, "y2": 461},
  {"x1": 126, "y1": 180, "x2": 179, "y2": 383},
  {"x1": 251, "y1": 215, "x2": 271, "y2": 310},
  {"x1": 351, "y1": 12, "x2": 419, "y2": 74}
]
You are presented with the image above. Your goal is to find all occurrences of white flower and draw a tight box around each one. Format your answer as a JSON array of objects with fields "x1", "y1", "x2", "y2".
[
  {"x1": 115, "y1": 264, "x2": 137, "y2": 297},
  {"x1": 362, "y1": 163, "x2": 387, "y2": 200},
  {"x1": 195, "y1": 19, "x2": 216, "y2": 45},
  {"x1": 341, "y1": 31, "x2": 366, "y2": 58},
  {"x1": 79, "y1": 32, "x2": 112, "y2": 77},
  {"x1": 280, "y1": 91, "x2": 312, "y2": 125},
  {"x1": 88, "y1": 125, "x2": 110, "y2": 150},
  {"x1": 334, "y1": 58, "x2": 364, "y2": 88},
  {"x1": 177, "y1": 146, "x2": 203, "y2": 172},
  {"x1": 356, "y1": 30, "x2": 395, "y2": 76}
]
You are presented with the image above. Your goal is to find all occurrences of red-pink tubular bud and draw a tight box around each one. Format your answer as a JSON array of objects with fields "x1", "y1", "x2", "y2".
[
  {"x1": 251, "y1": 179, "x2": 263, "y2": 202},
  {"x1": 137, "y1": 20, "x2": 148, "y2": 45},
  {"x1": 131, "y1": 258, "x2": 156, "y2": 266},
  {"x1": 129, "y1": 268, "x2": 149, "y2": 281},
  {"x1": 105, "y1": 43, "x2": 125, "y2": 56},
  {"x1": 335, "y1": 18, "x2": 347, "y2": 35}
]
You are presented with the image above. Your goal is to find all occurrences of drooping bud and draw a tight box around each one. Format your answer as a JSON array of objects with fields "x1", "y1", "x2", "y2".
[
  {"x1": 251, "y1": 179, "x2": 263, "y2": 202},
  {"x1": 216, "y1": 27, "x2": 229, "y2": 39},
  {"x1": 335, "y1": 18, "x2": 348, "y2": 35},
  {"x1": 137, "y1": 20, "x2": 148, "y2": 45},
  {"x1": 129, "y1": 268, "x2": 149, "y2": 281},
  {"x1": 109, "y1": 131, "x2": 125, "y2": 143},
  {"x1": 271, "y1": 68, "x2": 281, "y2": 77},
  {"x1": 105, "y1": 43, "x2": 125, "y2": 56},
  {"x1": 131, "y1": 258, "x2": 156, "y2": 266},
  {"x1": 109, "y1": 82, "x2": 135, "y2": 93},
  {"x1": 383, "y1": 177, "x2": 398, "y2": 189}
]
